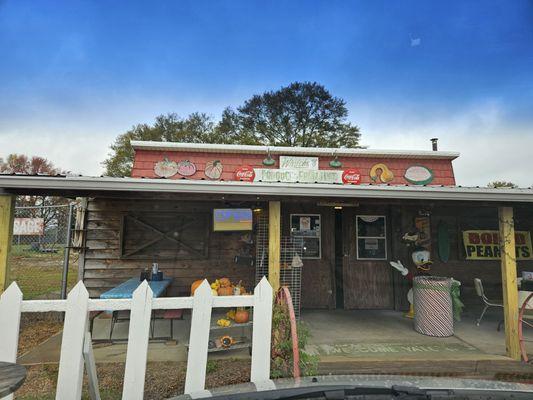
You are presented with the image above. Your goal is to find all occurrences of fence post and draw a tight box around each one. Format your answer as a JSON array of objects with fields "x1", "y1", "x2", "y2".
[
  {"x1": 122, "y1": 281, "x2": 153, "y2": 400},
  {"x1": 184, "y1": 280, "x2": 213, "y2": 394},
  {"x1": 83, "y1": 332, "x2": 101, "y2": 400},
  {"x1": 0, "y1": 283, "x2": 23, "y2": 400},
  {"x1": 250, "y1": 276, "x2": 273, "y2": 383},
  {"x1": 60, "y1": 202, "x2": 75, "y2": 299},
  {"x1": 56, "y1": 281, "x2": 89, "y2": 400}
]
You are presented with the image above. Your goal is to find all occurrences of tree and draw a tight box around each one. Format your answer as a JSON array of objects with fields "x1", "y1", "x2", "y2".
[
  {"x1": 488, "y1": 181, "x2": 518, "y2": 189},
  {"x1": 217, "y1": 82, "x2": 361, "y2": 148},
  {"x1": 102, "y1": 82, "x2": 363, "y2": 176},
  {"x1": 103, "y1": 113, "x2": 227, "y2": 177},
  {"x1": 0, "y1": 154, "x2": 68, "y2": 245},
  {"x1": 0, "y1": 154, "x2": 60, "y2": 175}
]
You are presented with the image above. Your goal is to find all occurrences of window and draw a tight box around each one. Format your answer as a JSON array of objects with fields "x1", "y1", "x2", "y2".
[
  {"x1": 290, "y1": 214, "x2": 321, "y2": 259},
  {"x1": 120, "y1": 212, "x2": 209, "y2": 260},
  {"x1": 356, "y1": 215, "x2": 387, "y2": 260}
]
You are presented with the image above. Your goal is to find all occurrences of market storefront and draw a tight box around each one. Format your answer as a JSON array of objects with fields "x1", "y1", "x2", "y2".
[{"x1": 1, "y1": 141, "x2": 533, "y2": 364}]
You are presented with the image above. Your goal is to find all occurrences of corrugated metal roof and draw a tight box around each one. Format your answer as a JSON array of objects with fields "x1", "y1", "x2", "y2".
[
  {"x1": 0, "y1": 174, "x2": 531, "y2": 203},
  {"x1": 130, "y1": 141, "x2": 460, "y2": 160}
]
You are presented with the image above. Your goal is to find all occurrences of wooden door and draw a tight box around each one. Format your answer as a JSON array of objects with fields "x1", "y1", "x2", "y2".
[
  {"x1": 282, "y1": 202, "x2": 334, "y2": 309},
  {"x1": 342, "y1": 207, "x2": 394, "y2": 309}
]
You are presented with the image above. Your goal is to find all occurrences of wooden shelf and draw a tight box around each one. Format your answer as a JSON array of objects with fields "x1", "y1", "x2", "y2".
[{"x1": 210, "y1": 321, "x2": 252, "y2": 331}]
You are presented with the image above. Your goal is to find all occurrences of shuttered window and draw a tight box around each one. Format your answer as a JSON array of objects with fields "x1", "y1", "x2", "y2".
[{"x1": 119, "y1": 212, "x2": 209, "y2": 260}]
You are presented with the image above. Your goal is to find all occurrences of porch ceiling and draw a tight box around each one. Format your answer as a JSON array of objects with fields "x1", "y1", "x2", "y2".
[{"x1": 1, "y1": 174, "x2": 533, "y2": 203}]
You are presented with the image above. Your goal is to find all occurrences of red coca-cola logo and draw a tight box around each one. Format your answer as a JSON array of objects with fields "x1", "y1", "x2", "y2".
[
  {"x1": 234, "y1": 166, "x2": 256, "y2": 182},
  {"x1": 342, "y1": 169, "x2": 361, "y2": 184}
]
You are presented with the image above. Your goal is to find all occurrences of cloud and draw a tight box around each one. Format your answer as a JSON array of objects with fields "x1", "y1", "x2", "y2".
[
  {"x1": 410, "y1": 37, "x2": 421, "y2": 47},
  {"x1": 355, "y1": 100, "x2": 533, "y2": 187}
]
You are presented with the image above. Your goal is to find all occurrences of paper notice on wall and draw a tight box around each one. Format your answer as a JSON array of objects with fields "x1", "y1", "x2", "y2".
[{"x1": 300, "y1": 216, "x2": 311, "y2": 231}]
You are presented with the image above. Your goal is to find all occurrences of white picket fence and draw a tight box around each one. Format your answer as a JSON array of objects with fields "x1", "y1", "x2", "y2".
[{"x1": 0, "y1": 277, "x2": 273, "y2": 400}]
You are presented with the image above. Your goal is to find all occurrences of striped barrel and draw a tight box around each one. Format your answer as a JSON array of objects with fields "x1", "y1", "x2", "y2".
[{"x1": 413, "y1": 276, "x2": 453, "y2": 337}]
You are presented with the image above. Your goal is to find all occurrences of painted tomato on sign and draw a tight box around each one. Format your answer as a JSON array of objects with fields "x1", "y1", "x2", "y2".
[
  {"x1": 342, "y1": 168, "x2": 361, "y2": 184},
  {"x1": 234, "y1": 166, "x2": 256, "y2": 182}
]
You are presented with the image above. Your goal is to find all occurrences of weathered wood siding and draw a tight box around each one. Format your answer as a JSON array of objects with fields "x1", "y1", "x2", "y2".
[{"x1": 83, "y1": 198, "x2": 255, "y2": 298}]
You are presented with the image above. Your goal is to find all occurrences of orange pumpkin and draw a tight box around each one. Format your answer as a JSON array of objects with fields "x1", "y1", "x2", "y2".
[
  {"x1": 219, "y1": 277, "x2": 231, "y2": 288},
  {"x1": 234, "y1": 309, "x2": 249, "y2": 324},
  {"x1": 217, "y1": 286, "x2": 233, "y2": 296},
  {"x1": 191, "y1": 279, "x2": 204, "y2": 295}
]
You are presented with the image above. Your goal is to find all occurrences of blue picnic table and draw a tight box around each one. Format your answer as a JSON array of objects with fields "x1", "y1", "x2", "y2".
[
  {"x1": 100, "y1": 277, "x2": 173, "y2": 299},
  {"x1": 96, "y1": 277, "x2": 173, "y2": 341}
]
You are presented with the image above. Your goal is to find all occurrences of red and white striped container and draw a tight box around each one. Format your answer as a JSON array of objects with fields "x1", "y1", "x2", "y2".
[{"x1": 413, "y1": 276, "x2": 454, "y2": 337}]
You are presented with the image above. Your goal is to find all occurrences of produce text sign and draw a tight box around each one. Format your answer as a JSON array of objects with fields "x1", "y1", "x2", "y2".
[
  {"x1": 14, "y1": 218, "x2": 44, "y2": 236},
  {"x1": 463, "y1": 230, "x2": 533, "y2": 260}
]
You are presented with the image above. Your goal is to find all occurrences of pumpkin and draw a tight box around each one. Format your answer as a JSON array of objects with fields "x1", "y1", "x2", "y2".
[
  {"x1": 154, "y1": 158, "x2": 178, "y2": 178},
  {"x1": 191, "y1": 279, "x2": 204, "y2": 295},
  {"x1": 177, "y1": 160, "x2": 197, "y2": 176},
  {"x1": 234, "y1": 309, "x2": 250, "y2": 324},
  {"x1": 211, "y1": 289, "x2": 218, "y2": 296},
  {"x1": 217, "y1": 286, "x2": 233, "y2": 296},
  {"x1": 219, "y1": 277, "x2": 231, "y2": 288},
  {"x1": 204, "y1": 160, "x2": 223, "y2": 180}
]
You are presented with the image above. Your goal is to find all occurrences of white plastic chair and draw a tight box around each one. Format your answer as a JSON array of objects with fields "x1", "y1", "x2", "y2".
[{"x1": 474, "y1": 278, "x2": 503, "y2": 326}]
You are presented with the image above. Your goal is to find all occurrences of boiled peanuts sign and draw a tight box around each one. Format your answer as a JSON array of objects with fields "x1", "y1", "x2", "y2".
[{"x1": 462, "y1": 230, "x2": 533, "y2": 260}]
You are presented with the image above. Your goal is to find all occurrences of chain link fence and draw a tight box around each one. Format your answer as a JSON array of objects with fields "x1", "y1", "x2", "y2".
[{"x1": 8, "y1": 201, "x2": 79, "y2": 300}]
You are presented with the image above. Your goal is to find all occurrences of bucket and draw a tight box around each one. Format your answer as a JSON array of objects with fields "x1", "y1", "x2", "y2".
[{"x1": 413, "y1": 276, "x2": 453, "y2": 337}]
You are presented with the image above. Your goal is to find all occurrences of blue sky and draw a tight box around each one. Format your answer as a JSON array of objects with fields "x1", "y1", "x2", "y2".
[{"x1": 1, "y1": 0, "x2": 533, "y2": 185}]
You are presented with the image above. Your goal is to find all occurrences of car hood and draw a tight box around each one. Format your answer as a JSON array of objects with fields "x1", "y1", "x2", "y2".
[{"x1": 169, "y1": 374, "x2": 533, "y2": 399}]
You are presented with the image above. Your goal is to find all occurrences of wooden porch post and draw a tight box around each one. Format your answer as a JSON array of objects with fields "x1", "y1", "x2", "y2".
[
  {"x1": 499, "y1": 206, "x2": 520, "y2": 360},
  {"x1": 0, "y1": 195, "x2": 15, "y2": 293},
  {"x1": 268, "y1": 201, "x2": 281, "y2": 291}
]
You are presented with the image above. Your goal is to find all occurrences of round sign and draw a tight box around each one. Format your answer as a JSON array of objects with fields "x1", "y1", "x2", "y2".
[
  {"x1": 342, "y1": 169, "x2": 361, "y2": 184},
  {"x1": 404, "y1": 165, "x2": 433, "y2": 185},
  {"x1": 154, "y1": 158, "x2": 178, "y2": 178},
  {"x1": 176, "y1": 160, "x2": 197, "y2": 176},
  {"x1": 234, "y1": 166, "x2": 256, "y2": 182}
]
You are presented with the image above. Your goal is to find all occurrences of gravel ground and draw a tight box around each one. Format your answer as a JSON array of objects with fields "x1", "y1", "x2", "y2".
[
  {"x1": 15, "y1": 360, "x2": 251, "y2": 400},
  {"x1": 18, "y1": 318, "x2": 63, "y2": 357}
]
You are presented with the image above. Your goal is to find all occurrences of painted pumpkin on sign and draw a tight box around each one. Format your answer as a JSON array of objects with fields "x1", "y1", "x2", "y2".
[
  {"x1": 205, "y1": 160, "x2": 223, "y2": 180},
  {"x1": 177, "y1": 160, "x2": 197, "y2": 176},
  {"x1": 154, "y1": 158, "x2": 178, "y2": 178}
]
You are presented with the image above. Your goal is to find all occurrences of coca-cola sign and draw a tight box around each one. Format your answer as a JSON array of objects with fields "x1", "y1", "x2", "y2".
[
  {"x1": 342, "y1": 169, "x2": 361, "y2": 184},
  {"x1": 234, "y1": 166, "x2": 255, "y2": 182}
]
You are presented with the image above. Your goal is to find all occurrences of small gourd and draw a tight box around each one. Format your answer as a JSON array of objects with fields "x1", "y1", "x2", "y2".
[{"x1": 234, "y1": 308, "x2": 250, "y2": 324}]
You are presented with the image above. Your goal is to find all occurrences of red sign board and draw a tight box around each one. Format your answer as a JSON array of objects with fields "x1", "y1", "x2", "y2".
[
  {"x1": 342, "y1": 169, "x2": 361, "y2": 184},
  {"x1": 234, "y1": 166, "x2": 255, "y2": 182}
]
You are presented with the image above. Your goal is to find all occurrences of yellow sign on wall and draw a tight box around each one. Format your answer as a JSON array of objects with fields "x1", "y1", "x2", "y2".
[{"x1": 463, "y1": 230, "x2": 533, "y2": 260}]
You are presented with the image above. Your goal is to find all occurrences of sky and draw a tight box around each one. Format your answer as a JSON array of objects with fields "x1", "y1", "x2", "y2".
[{"x1": 1, "y1": 0, "x2": 533, "y2": 186}]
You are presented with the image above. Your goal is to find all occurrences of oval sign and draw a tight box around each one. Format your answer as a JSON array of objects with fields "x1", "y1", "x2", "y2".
[
  {"x1": 234, "y1": 166, "x2": 255, "y2": 182},
  {"x1": 154, "y1": 158, "x2": 178, "y2": 178},
  {"x1": 176, "y1": 160, "x2": 197, "y2": 176},
  {"x1": 342, "y1": 168, "x2": 362, "y2": 184},
  {"x1": 404, "y1": 165, "x2": 433, "y2": 185}
]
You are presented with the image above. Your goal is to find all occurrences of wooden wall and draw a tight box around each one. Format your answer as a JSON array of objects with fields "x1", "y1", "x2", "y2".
[{"x1": 82, "y1": 198, "x2": 255, "y2": 298}]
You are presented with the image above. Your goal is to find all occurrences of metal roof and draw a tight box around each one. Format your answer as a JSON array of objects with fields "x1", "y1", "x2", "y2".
[
  {"x1": 131, "y1": 141, "x2": 460, "y2": 160},
  {"x1": 0, "y1": 174, "x2": 532, "y2": 203}
]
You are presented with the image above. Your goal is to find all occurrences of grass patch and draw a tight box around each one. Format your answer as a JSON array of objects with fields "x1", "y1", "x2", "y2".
[{"x1": 8, "y1": 246, "x2": 78, "y2": 300}]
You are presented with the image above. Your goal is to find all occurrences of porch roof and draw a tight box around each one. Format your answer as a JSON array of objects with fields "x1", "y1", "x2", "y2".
[{"x1": 1, "y1": 174, "x2": 533, "y2": 203}]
